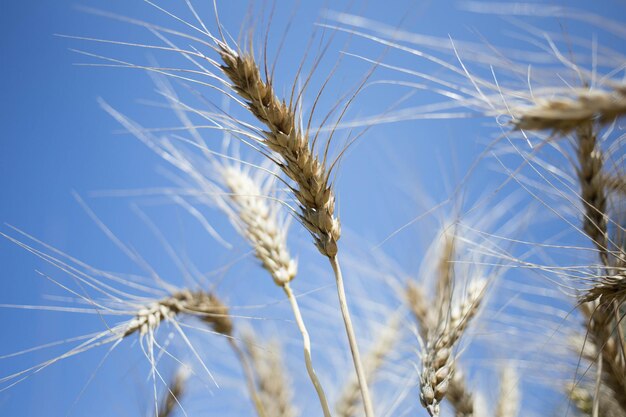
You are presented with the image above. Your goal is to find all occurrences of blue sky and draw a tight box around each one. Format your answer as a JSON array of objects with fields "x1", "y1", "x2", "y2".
[{"x1": 1, "y1": 1, "x2": 624, "y2": 416}]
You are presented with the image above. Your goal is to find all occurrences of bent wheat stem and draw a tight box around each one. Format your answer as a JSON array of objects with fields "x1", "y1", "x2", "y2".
[
  {"x1": 283, "y1": 283, "x2": 332, "y2": 417},
  {"x1": 329, "y1": 255, "x2": 375, "y2": 417}
]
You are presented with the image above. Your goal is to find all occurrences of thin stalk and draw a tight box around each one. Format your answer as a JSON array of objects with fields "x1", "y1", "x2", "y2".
[
  {"x1": 282, "y1": 283, "x2": 332, "y2": 417},
  {"x1": 593, "y1": 353, "x2": 602, "y2": 417},
  {"x1": 329, "y1": 255, "x2": 375, "y2": 417},
  {"x1": 228, "y1": 338, "x2": 268, "y2": 417}
]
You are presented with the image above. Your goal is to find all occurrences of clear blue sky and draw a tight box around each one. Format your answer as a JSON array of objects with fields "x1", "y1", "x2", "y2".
[{"x1": 0, "y1": 1, "x2": 623, "y2": 416}]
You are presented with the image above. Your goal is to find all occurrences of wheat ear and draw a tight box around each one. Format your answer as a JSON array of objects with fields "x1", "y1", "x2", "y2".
[
  {"x1": 513, "y1": 87, "x2": 626, "y2": 133},
  {"x1": 217, "y1": 44, "x2": 340, "y2": 258},
  {"x1": 566, "y1": 121, "x2": 626, "y2": 412},
  {"x1": 221, "y1": 165, "x2": 297, "y2": 286},
  {"x1": 157, "y1": 367, "x2": 188, "y2": 417},
  {"x1": 569, "y1": 384, "x2": 594, "y2": 416},
  {"x1": 509, "y1": 91, "x2": 626, "y2": 311},
  {"x1": 509, "y1": 86, "x2": 626, "y2": 397},
  {"x1": 419, "y1": 279, "x2": 486, "y2": 417},
  {"x1": 581, "y1": 272, "x2": 626, "y2": 307},
  {"x1": 494, "y1": 366, "x2": 519, "y2": 417},
  {"x1": 406, "y1": 281, "x2": 434, "y2": 340},
  {"x1": 127, "y1": 288, "x2": 269, "y2": 416},
  {"x1": 580, "y1": 301, "x2": 626, "y2": 413},
  {"x1": 123, "y1": 290, "x2": 233, "y2": 339},
  {"x1": 568, "y1": 382, "x2": 624, "y2": 417},
  {"x1": 446, "y1": 371, "x2": 474, "y2": 417},
  {"x1": 407, "y1": 281, "x2": 475, "y2": 417},
  {"x1": 406, "y1": 228, "x2": 478, "y2": 417},
  {"x1": 604, "y1": 174, "x2": 626, "y2": 196},
  {"x1": 243, "y1": 332, "x2": 299, "y2": 417},
  {"x1": 575, "y1": 122, "x2": 609, "y2": 263},
  {"x1": 216, "y1": 42, "x2": 373, "y2": 417}
]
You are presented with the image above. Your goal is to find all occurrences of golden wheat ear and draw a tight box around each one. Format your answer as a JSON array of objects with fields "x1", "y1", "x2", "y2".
[{"x1": 216, "y1": 44, "x2": 341, "y2": 258}]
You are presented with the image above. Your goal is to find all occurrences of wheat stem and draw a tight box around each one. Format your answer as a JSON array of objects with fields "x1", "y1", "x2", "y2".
[
  {"x1": 283, "y1": 283, "x2": 332, "y2": 417},
  {"x1": 593, "y1": 352, "x2": 602, "y2": 417},
  {"x1": 335, "y1": 314, "x2": 399, "y2": 417},
  {"x1": 329, "y1": 255, "x2": 375, "y2": 417}
]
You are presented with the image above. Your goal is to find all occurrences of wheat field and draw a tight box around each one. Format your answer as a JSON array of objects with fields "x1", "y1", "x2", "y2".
[{"x1": 1, "y1": 1, "x2": 625, "y2": 416}]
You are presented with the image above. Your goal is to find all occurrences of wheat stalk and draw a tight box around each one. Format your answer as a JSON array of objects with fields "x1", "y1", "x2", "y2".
[{"x1": 335, "y1": 314, "x2": 400, "y2": 417}]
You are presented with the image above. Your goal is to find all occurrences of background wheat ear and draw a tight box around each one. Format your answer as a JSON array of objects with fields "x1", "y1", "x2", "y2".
[
  {"x1": 335, "y1": 312, "x2": 401, "y2": 417},
  {"x1": 494, "y1": 366, "x2": 519, "y2": 417},
  {"x1": 242, "y1": 330, "x2": 298, "y2": 417},
  {"x1": 156, "y1": 366, "x2": 189, "y2": 417},
  {"x1": 512, "y1": 88, "x2": 626, "y2": 133},
  {"x1": 122, "y1": 290, "x2": 232, "y2": 339},
  {"x1": 419, "y1": 278, "x2": 487, "y2": 417}
]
